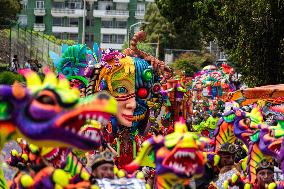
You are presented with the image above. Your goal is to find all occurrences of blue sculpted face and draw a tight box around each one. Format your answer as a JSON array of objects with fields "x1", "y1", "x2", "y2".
[{"x1": 132, "y1": 58, "x2": 154, "y2": 134}]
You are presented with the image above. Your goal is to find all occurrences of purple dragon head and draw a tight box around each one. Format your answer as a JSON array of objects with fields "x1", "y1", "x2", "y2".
[
  {"x1": 258, "y1": 123, "x2": 283, "y2": 159},
  {"x1": 0, "y1": 71, "x2": 117, "y2": 150}
]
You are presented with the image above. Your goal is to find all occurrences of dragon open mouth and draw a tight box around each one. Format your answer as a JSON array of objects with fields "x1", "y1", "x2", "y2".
[
  {"x1": 43, "y1": 148, "x2": 66, "y2": 163},
  {"x1": 55, "y1": 110, "x2": 111, "y2": 147},
  {"x1": 268, "y1": 139, "x2": 282, "y2": 156},
  {"x1": 163, "y1": 148, "x2": 201, "y2": 177},
  {"x1": 43, "y1": 148, "x2": 68, "y2": 166},
  {"x1": 79, "y1": 125, "x2": 101, "y2": 143}
]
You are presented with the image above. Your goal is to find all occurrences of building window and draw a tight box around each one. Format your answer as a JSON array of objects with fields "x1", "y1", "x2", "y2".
[
  {"x1": 102, "y1": 34, "x2": 125, "y2": 44},
  {"x1": 35, "y1": 16, "x2": 44, "y2": 24},
  {"x1": 36, "y1": 1, "x2": 44, "y2": 9},
  {"x1": 86, "y1": 19, "x2": 90, "y2": 27},
  {"x1": 69, "y1": 34, "x2": 78, "y2": 41},
  {"x1": 85, "y1": 34, "x2": 90, "y2": 42},
  {"x1": 90, "y1": 34, "x2": 94, "y2": 42},
  {"x1": 68, "y1": 2, "x2": 81, "y2": 9},
  {"x1": 116, "y1": 3, "x2": 128, "y2": 10},
  {"x1": 18, "y1": 15, "x2": 27, "y2": 26},
  {"x1": 53, "y1": 2, "x2": 64, "y2": 8},
  {"x1": 137, "y1": 3, "x2": 145, "y2": 12},
  {"x1": 102, "y1": 34, "x2": 111, "y2": 43},
  {"x1": 115, "y1": 21, "x2": 127, "y2": 28},
  {"x1": 101, "y1": 20, "x2": 113, "y2": 28},
  {"x1": 69, "y1": 18, "x2": 78, "y2": 27},
  {"x1": 53, "y1": 17, "x2": 63, "y2": 26},
  {"x1": 116, "y1": 35, "x2": 125, "y2": 44},
  {"x1": 53, "y1": 33, "x2": 62, "y2": 39},
  {"x1": 98, "y1": 1, "x2": 113, "y2": 10},
  {"x1": 62, "y1": 34, "x2": 68, "y2": 40},
  {"x1": 21, "y1": 0, "x2": 28, "y2": 10}
]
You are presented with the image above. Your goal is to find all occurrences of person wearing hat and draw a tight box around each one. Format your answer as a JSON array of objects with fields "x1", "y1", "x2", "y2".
[
  {"x1": 216, "y1": 142, "x2": 238, "y2": 174},
  {"x1": 88, "y1": 149, "x2": 115, "y2": 180},
  {"x1": 253, "y1": 159, "x2": 274, "y2": 189},
  {"x1": 207, "y1": 142, "x2": 241, "y2": 189}
]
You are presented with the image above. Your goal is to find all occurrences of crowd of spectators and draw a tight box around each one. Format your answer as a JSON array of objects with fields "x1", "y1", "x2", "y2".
[{"x1": 10, "y1": 55, "x2": 42, "y2": 73}]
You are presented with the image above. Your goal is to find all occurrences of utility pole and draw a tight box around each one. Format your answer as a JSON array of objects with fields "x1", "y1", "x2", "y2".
[
  {"x1": 156, "y1": 34, "x2": 160, "y2": 58},
  {"x1": 82, "y1": 0, "x2": 86, "y2": 44},
  {"x1": 128, "y1": 21, "x2": 150, "y2": 47}
]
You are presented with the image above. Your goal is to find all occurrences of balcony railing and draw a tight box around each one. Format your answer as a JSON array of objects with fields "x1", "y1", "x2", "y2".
[
  {"x1": 93, "y1": 9, "x2": 129, "y2": 18},
  {"x1": 100, "y1": 43, "x2": 124, "y2": 50},
  {"x1": 51, "y1": 8, "x2": 85, "y2": 17},
  {"x1": 34, "y1": 8, "x2": 46, "y2": 16},
  {"x1": 52, "y1": 26, "x2": 79, "y2": 33},
  {"x1": 106, "y1": 10, "x2": 129, "y2": 16},
  {"x1": 33, "y1": 23, "x2": 45, "y2": 32},
  {"x1": 113, "y1": 0, "x2": 130, "y2": 2},
  {"x1": 101, "y1": 28, "x2": 127, "y2": 35}
]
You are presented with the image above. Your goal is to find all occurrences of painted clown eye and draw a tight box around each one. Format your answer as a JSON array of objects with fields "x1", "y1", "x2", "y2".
[{"x1": 115, "y1": 87, "x2": 128, "y2": 94}]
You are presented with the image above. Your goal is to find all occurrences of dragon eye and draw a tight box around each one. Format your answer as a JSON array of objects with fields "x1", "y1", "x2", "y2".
[{"x1": 36, "y1": 95, "x2": 55, "y2": 105}]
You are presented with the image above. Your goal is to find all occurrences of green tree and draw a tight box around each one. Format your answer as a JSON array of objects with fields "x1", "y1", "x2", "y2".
[
  {"x1": 0, "y1": 71, "x2": 24, "y2": 85},
  {"x1": 142, "y1": 3, "x2": 202, "y2": 59},
  {"x1": 122, "y1": 41, "x2": 156, "y2": 56},
  {"x1": 0, "y1": 0, "x2": 21, "y2": 28},
  {"x1": 171, "y1": 52, "x2": 216, "y2": 76},
  {"x1": 156, "y1": 0, "x2": 284, "y2": 86}
]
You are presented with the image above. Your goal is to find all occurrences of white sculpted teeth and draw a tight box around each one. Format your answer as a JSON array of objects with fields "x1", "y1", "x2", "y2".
[
  {"x1": 71, "y1": 128, "x2": 76, "y2": 133},
  {"x1": 78, "y1": 130, "x2": 83, "y2": 136},
  {"x1": 102, "y1": 119, "x2": 108, "y2": 126},
  {"x1": 174, "y1": 151, "x2": 196, "y2": 159},
  {"x1": 98, "y1": 116, "x2": 103, "y2": 123},
  {"x1": 84, "y1": 131, "x2": 90, "y2": 138},
  {"x1": 188, "y1": 152, "x2": 196, "y2": 159},
  {"x1": 86, "y1": 114, "x2": 91, "y2": 120}
]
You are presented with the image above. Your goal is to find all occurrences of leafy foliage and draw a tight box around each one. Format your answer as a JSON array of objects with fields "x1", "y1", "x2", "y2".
[
  {"x1": 27, "y1": 30, "x2": 76, "y2": 46},
  {"x1": 171, "y1": 52, "x2": 216, "y2": 76},
  {"x1": 142, "y1": 3, "x2": 202, "y2": 59},
  {"x1": 0, "y1": 0, "x2": 21, "y2": 28},
  {"x1": 156, "y1": 0, "x2": 284, "y2": 86},
  {"x1": 0, "y1": 71, "x2": 24, "y2": 85},
  {"x1": 122, "y1": 41, "x2": 156, "y2": 56}
]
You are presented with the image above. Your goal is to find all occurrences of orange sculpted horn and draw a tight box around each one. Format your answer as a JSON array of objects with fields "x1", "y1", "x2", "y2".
[{"x1": 124, "y1": 30, "x2": 169, "y2": 75}]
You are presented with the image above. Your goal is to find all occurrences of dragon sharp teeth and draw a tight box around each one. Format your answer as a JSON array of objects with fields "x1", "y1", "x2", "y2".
[
  {"x1": 84, "y1": 131, "x2": 90, "y2": 138},
  {"x1": 85, "y1": 114, "x2": 90, "y2": 120},
  {"x1": 91, "y1": 133, "x2": 97, "y2": 141},
  {"x1": 102, "y1": 119, "x2": 108, "y2": 126},
  {"x1": 71, "y1": 128, "x2": 76, "y2": 133},
  {"x1": 98, "y1": 116, "x2": 103, "y2": 122}
]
